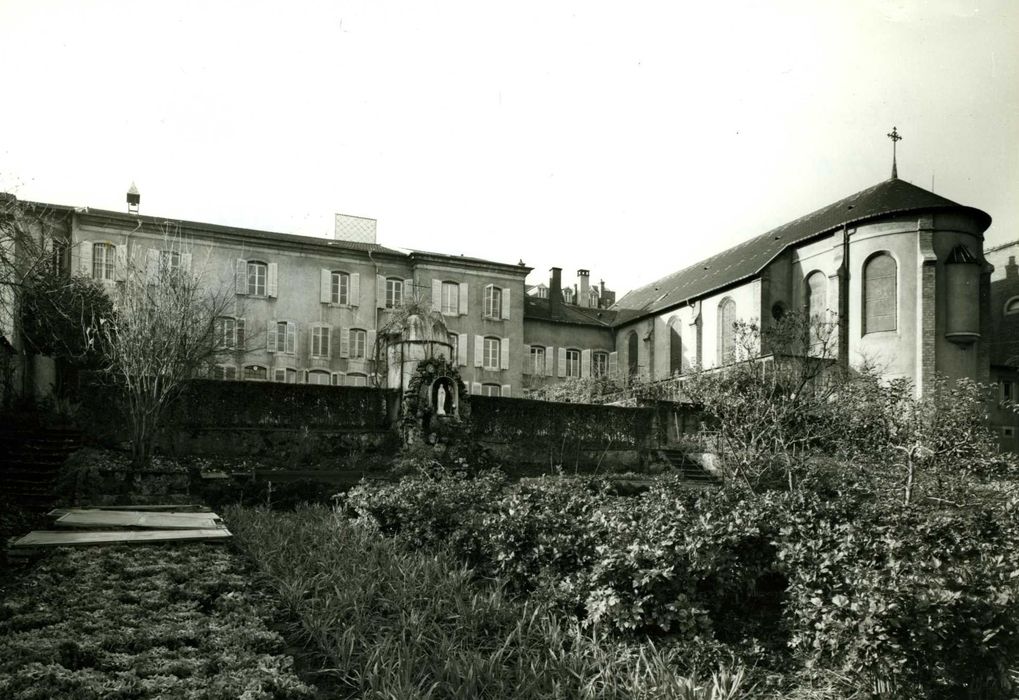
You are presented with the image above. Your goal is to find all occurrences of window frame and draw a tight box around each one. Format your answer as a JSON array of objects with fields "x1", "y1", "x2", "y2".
[
  {"x1": 274, "y1": 321, "x2": 297, "y2": 354},
  {"x1": 447, "y1": 333, "x2": 459, "y2": 364},
  {"x1": 1005, "y1": 297, "x2": 1019, "y2": 315},
  {"x1": 311, "y1": 325, "x2": 331, "y2": 359},
  {"x1": 592, "y1": 351, "x2": 609, "y2": 378},
  {"x1": 247, "y1": 261, "x2": 268, "y2": 297},
  {"x1": 212, "y1": 364, "x2": 237, "y2": 381},
  {"x1": 484, "y1": 285, "x2": 503, "y2": 319},
  {"x1": 244, "y1": 364, "x2": 268, "y2": 381},
  {"x1": 385, "y1": 277, "x2": 404, "y2": 309},
  {"x1": 307, "y1": 369, "x2": 331, "y2": 385},
  {"x1": 347, "y1": 372, "x2": 368, "y2": 387},
  {"x1": 483, "y1": 336, "x2": 501, "y2": 370},
  {"x1": 441, "y1": 281, "x2": 460, "y2": 315},
  {"x1": 863, "y1": 252, "x2": 898, "y2": 334},
  {"x1": 565, "y1": 348, "x2": 581, "y2": 378},
  {"x1": 331, "y1": 271, "x2": 350, "y2": 305},
  {"x1": 717, "y1": 297, "x2": 736, "y2": 365},
  {"x1": 92, "y1": 242, "x2": 116, "y2": 281},
  {"x1": 349, "y1": 328, "x2": 368, "y2": 360},
  {"x1": 530, "y1": 346, "x2": 546, "y2": 376},
  {"x1": 215, "y1": 316, "x2": 245, "y2": 351},
  {"x1": 482, "y1": 383, "x2": 501, "y2": 397}
]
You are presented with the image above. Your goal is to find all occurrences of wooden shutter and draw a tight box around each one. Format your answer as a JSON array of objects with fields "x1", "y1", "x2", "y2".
[
  {"x1": 376, "y1": 275, "x2": 386, "y2": 308},
  {"x1": 459, "y1": 283, "x2": 469, "y2": 316},
  {"x1": 79, "y1": 240, "x2": 93, "y2": 276},
  {"x1": 115, "y1": 244, "x2": 128, "y2": 281},
  {"x1": 320, "y1": 269, "x2": 332, "y2": 303},
  {"x1": 235, "y1": 319, "x2": 246, "y2": 350},
  {"x1": 403, "y1": 278, "x2": 413, "y2": 304},
  {"x1": 366, "y1": 330, "x2": 377, "y2": 360},
  {"x1": 581, "y1": 349, "x2": 591, "y2": 378},
  {"x1": 181, "y1": 252, "x2": 192, "y2": 274},
  {"x1": 331, "y1": 371, "x2": 344, "y2": 386},
  {"x1": 544, "y1": 346, "x2": 554, "y2": 376},
  {"x1": 501, "y1": 384, "x2": 511, "y2": 398},
  {"x1": 557, "y1": 347, "x2": 567, "y2": 378},
  {"x1": 146, "y1": 249, "x2": 159, "y2": 283},
  {"x1": 500, "y1": 337, "x2": 510, "y2": 370},
  {"x1": 608, "y1": 351, "x2": 618, "y2": 377},
  {"x1": 471, "y1": 382, "x2": 482, "y2": 395},
  {"x1": 432, "y1": 279, "x2": 442, "y2": 312},
  {"x1": 267, "y1": 262, "x2": 279, "y2": 298},
  {"x1": 235, "y1": 259, "x2": 248, "y2": 294},
  {"x1": 266, "y1": 320, "x2": 278, "y2": 352},
  {"x1": 350, "y1": 273, "x2": 360, "y2": 306},
  {"x1": 286, "y1": 321, "x2": 296, "y2": 353},
  {"x1": 474, "y1": 335, "x2": 484, "y2": 368},
  {"x1": 339, "y1": 327, "x2": 350, "y2": 358},
  {"x1": 458, "y1": 333, "x2": 468, "y2": 366},
  {"x1": 522, "y1": 345, "x2": 531, "y2": 375},
  {"x1": 501, "y1": 287, "x2": 511, "y2": 320}
]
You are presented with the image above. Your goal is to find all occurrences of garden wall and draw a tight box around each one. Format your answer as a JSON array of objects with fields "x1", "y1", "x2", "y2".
[{"x1": 467, "y1": 395, "x2": 658, "y2": 473}]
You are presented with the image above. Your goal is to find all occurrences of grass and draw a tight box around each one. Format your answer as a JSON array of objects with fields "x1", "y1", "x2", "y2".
[
  {"x1": 0, "y1": 543, "x2": 315, "y2": 699},
  {"x1": 226, "y1": 505, "x2": 750, "y2": 700}
]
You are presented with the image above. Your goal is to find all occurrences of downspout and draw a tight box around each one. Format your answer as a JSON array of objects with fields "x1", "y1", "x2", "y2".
[
  {"x1": 367, "y1": 249, "x2": 383, "y2": 387},
  {"x1": 838, "y1": 223, "x2": 850, "y2": 373}
]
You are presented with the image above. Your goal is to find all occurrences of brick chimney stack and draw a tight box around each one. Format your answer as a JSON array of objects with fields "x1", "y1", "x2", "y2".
[
  {"x1": 577, "y1": 269, "x2": 590, "y2": 308},
  {"x1": 549, "y1": 267, "x2": 563, "y2": 317},
  {"x1": 1007, "y1": 255, "x2": 1018, "y2": 281}
]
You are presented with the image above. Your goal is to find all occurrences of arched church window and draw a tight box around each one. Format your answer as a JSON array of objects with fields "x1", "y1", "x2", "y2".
[
  {"x1": 864, "y1": 253, "x2": 897, "y2": 333},
  {"x1": 717, "y1": 298, "x2": 736, "y2": 365},
  {"x1": 668, "y1": 318, "x2": 682, "y2": 375},
  {"x1": 805, "y1": 271, "x2": 827, "y2": 322},
  {"x1": 1005, "y1": 297, "x2": 1019, "y2": 315}
]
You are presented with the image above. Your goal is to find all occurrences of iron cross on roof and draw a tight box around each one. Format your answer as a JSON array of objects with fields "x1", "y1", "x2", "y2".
[{"x1": 887, "y1": 126, "x2": 903, "y2": 179}]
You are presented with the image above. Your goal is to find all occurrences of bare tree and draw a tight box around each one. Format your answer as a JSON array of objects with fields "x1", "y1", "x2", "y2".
[
  {"x1": 682, "y1": 311, "x2": 846, "y2": 491},
  {"x1": 100, "y1": 226, "x2": 233, "y2": 467}
]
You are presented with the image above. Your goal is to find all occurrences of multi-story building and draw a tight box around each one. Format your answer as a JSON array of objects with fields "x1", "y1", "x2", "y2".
[{"x1": 10, "y1": 196, "x2": 530, "y2": 397}]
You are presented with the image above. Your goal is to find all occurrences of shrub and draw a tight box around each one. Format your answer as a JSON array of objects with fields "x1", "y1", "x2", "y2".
[{"x1": 226, "y1": 505, "x2": 751, "y2": 699}]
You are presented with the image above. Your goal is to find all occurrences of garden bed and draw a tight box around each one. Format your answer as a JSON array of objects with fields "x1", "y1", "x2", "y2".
[{"x1": 0, "y1": 543, "x2": 315, "y2": 699}]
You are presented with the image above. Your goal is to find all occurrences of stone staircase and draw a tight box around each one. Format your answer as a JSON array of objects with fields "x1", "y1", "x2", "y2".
[
  {"x1": 657, "y1": 448, "x2": 720, "y2": 485},
  {"x1": 0, "y1": 425, "x2": 82, "y2": 511}
]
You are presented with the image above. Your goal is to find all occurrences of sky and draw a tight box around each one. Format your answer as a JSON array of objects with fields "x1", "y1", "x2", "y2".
[{"x1": 1, "y1": 0, "x2": 1016, "y2": 297}]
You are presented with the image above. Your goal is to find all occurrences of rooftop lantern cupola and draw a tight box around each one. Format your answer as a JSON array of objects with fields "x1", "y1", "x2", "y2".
[{"x1": 126, "y1": 182, "x2": 140, "y2": 214}]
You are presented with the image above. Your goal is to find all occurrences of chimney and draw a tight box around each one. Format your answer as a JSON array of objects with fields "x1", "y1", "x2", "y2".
[
  {"x1": 126, "y1": 182, "x2": 140, "y2": 214},
  {"x1": 577, "y1": 269, "x2": 590, "y2": 308},
  {"x1": 1007, "y1": 255, "x2": 1019, "y2": 281},
  {"x1": 549, "y1": 267, "x2": 563, "y2": 317}
]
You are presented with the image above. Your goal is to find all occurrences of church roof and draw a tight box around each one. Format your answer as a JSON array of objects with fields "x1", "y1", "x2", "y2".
[{"x1": 612, "y1": 177, "x2": 992, "y2": 318}]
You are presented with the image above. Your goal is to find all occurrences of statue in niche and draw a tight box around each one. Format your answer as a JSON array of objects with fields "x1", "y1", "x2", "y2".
[{"x1": 431, "y1": 377, "x2": 457, "y2": 419}]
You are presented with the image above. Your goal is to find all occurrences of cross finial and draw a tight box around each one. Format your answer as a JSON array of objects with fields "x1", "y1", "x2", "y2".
[{"x1": 887, "y1": 126, "x2": 902, "y2": 179}]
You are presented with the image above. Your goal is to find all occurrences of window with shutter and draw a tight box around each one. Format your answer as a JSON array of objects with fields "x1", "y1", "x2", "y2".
[
  {"x1": 501, "y1": 288, "x2": 511, "y2": 320},
  {"x1": 580, "y1": 349, "x2": 591, "y2": 378},
  {"x1": 483, "y1": 337, "x2": 501, "y2": 370},
  {"x1": 474, "y1": 336, "x2": 484, "y2": 368},
  {"x1": 863, "y1": 253, "x2": 897, "y2": 333},
  {"x1": 308, "y1": 370, "x2": 331, "y2": 385},
  {"x1": 266, "y1": 262, "x2": 278, "y2": 298},
  {"x1": 565, "y1": 349, "x2": 581, "y2": 378},
  {"x1": 347, "y1": 373, "x2": 368, "y2": 387},
  {"x1": 544, "y1": 346, "x2": 554, "y2": 376},
  {"x1": 92, "y1": 243, "x2": 116, "y2": 281},
  {"x1": 79, "y1": 240, "x2": 93, "y2": 276},
  {"x1": 482, "y1": 383, "x2": 500, "y2": 396},
  {"x1": 441, "y1": 281, "x2": 459, "y2": 314},
  {"x1": 447, "y1": 333, "x2": 459, "y2": 364},
  {"x1": 385, "y1": 278, "x2": 403, "y2": 308},
  {"x1": 593, "y1": 352, "x2": 609, "y2": 378},
  {"x1": 350, "y1": 273, "x2": 360, "y2": 306},
  {"x1": 500, "y1": 384, "x2": 511, "y2": 398},
  {"x1": 529, "y1": 346, "x2": 545, "y2": 376},
  {"x1": 484, "y1": 285, "x2": 502, "y2": 318},
  {"x1": 247, "y1": 261, "x2": 268, "y2": 296},
  {"x1": 557, "y1": 347, "x2": 567, "y2": 378},
  {"x1": 334, "y1": 271, "x2": 354, "y2": 303},
  {"x1": 244, "y1": 364, "x2": 268, "y2": 381},
  {"x1": 311, "y1": 325, "x2": 331, "y2": 358},
  {"x1": 459, "y1": 284, "x2": 469, "y2": 315},
  {"x1": 349, "y1": 329, "x2": 367, "y2": 359},
  {"x1": 235, "y1": 259, "x2": 248, "y2": 294},
  {"x1": 457, "y1": 333, "x2": 468, "y2": 366}
]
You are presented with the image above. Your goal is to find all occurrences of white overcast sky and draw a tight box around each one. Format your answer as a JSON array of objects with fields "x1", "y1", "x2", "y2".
[{"x1": 1, "y1": 0, "x2": 1016, "y2": 296}]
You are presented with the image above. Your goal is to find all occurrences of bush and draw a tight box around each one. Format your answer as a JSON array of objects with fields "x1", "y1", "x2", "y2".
[{"x1": 226, "y1": 505, "x2": 750, "y2": 699}]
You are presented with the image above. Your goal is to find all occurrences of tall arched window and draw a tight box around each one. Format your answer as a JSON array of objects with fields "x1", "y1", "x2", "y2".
[
  {"x1": 626, "y1": 331, "x2": 639, "y2": 377},
  {"x1": 805, "y1": 271, "x2": 827, "y2": 322},
  {"x1": 668, "y1": 318, "x2": 682, "y2": 375},
  {"x1": 717, "y1": 298, "x2": 736, "y2": 365},
  {"x1": 864, "y1": 253, "x2": 897, "y2": 333}
]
